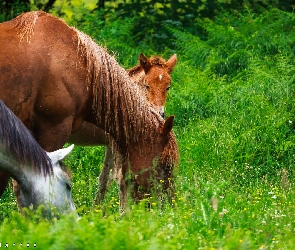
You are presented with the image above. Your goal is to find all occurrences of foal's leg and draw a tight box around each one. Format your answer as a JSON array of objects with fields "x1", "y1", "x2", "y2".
[
  {"x1": 94, "y1": 146, "x2": 113, "y2": 205},
  {"x1": 119, "y1": 179, "x2": 128, "y2": 213},
  {"x1": 107, "y1": 154, "x2": 128, "y2": 212}
]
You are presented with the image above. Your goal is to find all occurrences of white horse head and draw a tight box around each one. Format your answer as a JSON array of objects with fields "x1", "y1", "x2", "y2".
[
  {"x1": 0, "y1": 99, "x2": 76, "y2": 217},
  {"x1": 18, "y1": 145, "x2": 76, "y2": 215}
]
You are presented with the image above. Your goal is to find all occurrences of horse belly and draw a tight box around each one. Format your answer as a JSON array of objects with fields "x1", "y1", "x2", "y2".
[{"x1": 68, "y1": 122, "x2": 108, "y2": 146}]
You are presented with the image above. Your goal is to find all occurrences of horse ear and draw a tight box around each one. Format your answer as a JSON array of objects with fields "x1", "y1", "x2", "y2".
[
  {"x1": 161, "y1": 115, "x2": 174, "y2": 137},
  {"x1": 139, "y1": 53, "x2": 152, "y2": 73},
  {"x1": 47, "y1": 144, "x2": 74, "y2": 165},
  {"x1": 166, "y1": 54, "x2": 177, "y2": 73}
]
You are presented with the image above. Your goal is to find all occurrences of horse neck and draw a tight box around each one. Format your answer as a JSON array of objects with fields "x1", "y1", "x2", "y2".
[
  {"x1": 12, "y1": 19, "x2": 159, "y2": 151},
  {"x1": 0, "y1": 149, "x2": 31, "y2": 189},
  {"x1": 76, "y1": 30, "x2": 162, "y2": 153},
  {"x1": 0, "y1": 100, "x2": 53, "y2": 178}
]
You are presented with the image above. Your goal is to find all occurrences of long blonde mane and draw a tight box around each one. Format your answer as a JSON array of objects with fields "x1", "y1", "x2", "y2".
[
  {"x1": 75, "y1": 29, "x2": 162, "y2": 147},
  {"x1": 76, "y1": 31, "x2": 179, "y2": 164}
]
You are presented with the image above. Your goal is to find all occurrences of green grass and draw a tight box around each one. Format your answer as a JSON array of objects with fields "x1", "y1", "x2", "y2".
[{"x1": 2, "y1": 7, "x2": 295, "y2": 249}]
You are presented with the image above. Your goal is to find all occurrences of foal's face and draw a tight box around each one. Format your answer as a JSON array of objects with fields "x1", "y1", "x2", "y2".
[
  {"x1": 130, "y1": 53, "x2": 177, "y2": 118},
  {"x1": 143, "y1": 67, "x2": 172, "y2": 117}
]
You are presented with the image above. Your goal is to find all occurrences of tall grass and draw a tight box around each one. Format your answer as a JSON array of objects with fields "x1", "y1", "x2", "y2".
[{"x1": 1, "y1": 8, "x2": 295, "y2": 248}]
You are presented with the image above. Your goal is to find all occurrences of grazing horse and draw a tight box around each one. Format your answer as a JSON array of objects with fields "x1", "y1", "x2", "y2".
[
  {"x1": 83, "y1": 53, "x2": 178, "y2": 206},
  {"x1": 0, "y1": 11, "x2": 179, "y2": 209},
  {"x1": 70, "y1": 53, "x2": 178, "y2": 206},
  {"x1": 0, "y1": 100, "x2": 75, "y2": 215}
]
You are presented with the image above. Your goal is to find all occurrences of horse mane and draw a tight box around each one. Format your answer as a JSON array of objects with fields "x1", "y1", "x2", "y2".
[
  {"x1": 0, "y1": 100, "x2": 52, "y2": 176},
  {"x1": 76, "y1": 31, "x2": 179, "y2": 164},
  {"x1": 76, "y1": 30, "x2": 162, "y2": 147},
  {"x1": 161, "y1": 132, "x2": 179, "y2": 166}
]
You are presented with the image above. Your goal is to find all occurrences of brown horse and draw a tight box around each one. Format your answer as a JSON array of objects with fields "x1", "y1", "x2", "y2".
[
  {"x1": 68, "y1": 53, "x2": 177, "y2": 207},
  {"x1": 70, "y1": 53, "x2": 178, "y2": 206},
  {"x1": 0, "y1": 11, "x2": 179, "y2": 209}
]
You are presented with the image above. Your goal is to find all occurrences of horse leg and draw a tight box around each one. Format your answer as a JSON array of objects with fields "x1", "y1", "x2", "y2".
[
  {"x1": 112, "y1": 153, "x2": 129, "y2": 213},
  {"x1": 94, "y1": 146, "x2": 113, "y2": 205},
  {"x1": 0, "y1": 171, "x2": 10, "y2": 197},
  {"x1": 119, "y1": 179, "x2": 128, "y2": 213},
  {"x1": 12, "y1": 179, "x2": 22, "y2": 212},
  {"x1": 161, "y1": 177, "x2": 176, "y2": 207},
  {"x1": 112, "y1": 160, "x2": 128, "y2": 213}
]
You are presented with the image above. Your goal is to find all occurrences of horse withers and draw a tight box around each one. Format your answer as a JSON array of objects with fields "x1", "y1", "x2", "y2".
[
  {"x1": 0, "y1": 100, "x2": 76, "y2": 216},
  {"x1": 0, "y1": 11, "x2": 179, "y2": 210}
]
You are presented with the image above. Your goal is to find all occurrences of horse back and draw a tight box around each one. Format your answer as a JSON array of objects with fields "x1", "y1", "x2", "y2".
[{"x1": 0, "y1": 12, "x2": 89, "y2": 137}]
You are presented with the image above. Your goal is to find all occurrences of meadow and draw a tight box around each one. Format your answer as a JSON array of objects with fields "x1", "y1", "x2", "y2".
[{"x1": 1, "y1": 7, "x2": 295, "y2": 249}]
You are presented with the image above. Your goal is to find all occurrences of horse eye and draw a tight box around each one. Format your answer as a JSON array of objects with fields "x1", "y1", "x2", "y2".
[
  {"x1": 144, "y1": 84, "x2": 150, "y2": 90},
  {"x1": 167, "y1": 86, "x2": 171, "y2": 90},
  {"x1": 66, "y1": 182, "x2": 72, "y2": 191}
]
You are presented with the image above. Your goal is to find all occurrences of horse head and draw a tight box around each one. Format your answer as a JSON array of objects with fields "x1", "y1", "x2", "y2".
[
  {"x1": 16, "y1": 145, "x2": 76, "y2": 216},
  {"x1": 124, "y1": 115, "x2": 178, "y2": 204},
  {"x1": 128, "y1": 53, "x2": 177, "y2": 117}
]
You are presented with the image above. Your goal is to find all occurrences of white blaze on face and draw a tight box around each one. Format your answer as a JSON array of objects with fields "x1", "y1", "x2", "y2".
[{"x1": 159, "y1": 74, "x2": 162, "y2": 81}]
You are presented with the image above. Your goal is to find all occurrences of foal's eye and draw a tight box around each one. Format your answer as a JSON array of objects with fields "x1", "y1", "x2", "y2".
[
  {"x1": 144, "y1": 84, "x2": 150, "y2": 90},
  {"x1": 167, "y1": 86, "x2": 171, "y2": 90}
]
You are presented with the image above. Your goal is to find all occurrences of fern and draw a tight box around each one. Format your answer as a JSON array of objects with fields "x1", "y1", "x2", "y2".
[{"x1": 166, "y1": 26, "x2": 212, "y2": 68}]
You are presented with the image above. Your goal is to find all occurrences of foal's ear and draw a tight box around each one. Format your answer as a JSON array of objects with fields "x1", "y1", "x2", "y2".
[
  {"x1": 139, "y1": 53, "x2": 152, "y2": 73},
  {"x1": 161, "y1": 115, "x2": 174, "y2": 137},
  {"x1": 47, "y1": 144, "x2": 74, "y2": 164},
  {"x1": 166, "y1": 54, "x2": 177, "y2": 73}
]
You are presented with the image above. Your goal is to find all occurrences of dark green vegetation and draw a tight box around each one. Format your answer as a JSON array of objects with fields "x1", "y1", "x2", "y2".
[{"x1": 1, "y1": 5, "x2": 295, "y2": 249}]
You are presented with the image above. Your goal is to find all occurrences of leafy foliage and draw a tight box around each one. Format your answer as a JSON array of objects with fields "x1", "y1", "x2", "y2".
[{"x1": 167, "y1": 8, "x2": 295, "y2": 186}]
